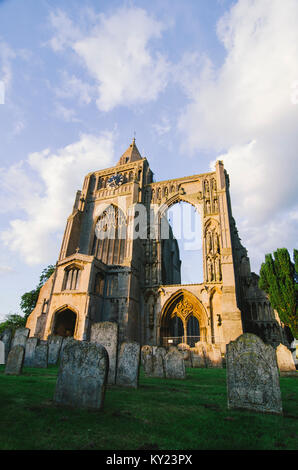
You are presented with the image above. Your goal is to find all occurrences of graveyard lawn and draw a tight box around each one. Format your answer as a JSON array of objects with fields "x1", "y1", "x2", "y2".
[{"x1": 0, "y1": 366, "x2": 297, "y2": 451}]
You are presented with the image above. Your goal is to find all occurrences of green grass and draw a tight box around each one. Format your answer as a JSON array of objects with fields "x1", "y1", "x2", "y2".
[{"x1": 0, "y1": 365, "x2": 297, "y2": 450}]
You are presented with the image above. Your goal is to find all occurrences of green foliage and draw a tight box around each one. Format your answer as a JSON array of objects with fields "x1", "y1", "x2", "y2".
[
  {"x1": 259, "y1": 248, "x2": 298, "y2": 339},
  {"x1": 0, "y1": 264, "x2": 55, "y2": 335},
  {"x1": 0, "y1": 314, "x2": 27, "y2": 336}
]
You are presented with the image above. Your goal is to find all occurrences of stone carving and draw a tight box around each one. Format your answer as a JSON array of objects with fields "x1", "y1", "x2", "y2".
[
  {"x1": 116, "y1": 342, "x2": 141, "y2": 388},
  {"x1": 5, "y1": 345, "x2": 25, "y2": 375},
  {"x1": 174, "y1": 300, "x2": 193, "y2": 319},
  {"x1": 226, "y1": 334, "x2": 283, "y2": 415},
  {"x1": 90, "y1": 322, "x2": 118, "y2": 384},
  {"x1": 0, "y1": 340, "x2": 5, "y2": 365},
  {"x1": 34, "y1": 342, "x2": 48, "y2": 368},
  {"x1": 24, "y1": 337, "x2": 39, "y2": 367},
  {"x1": 54, "y1": 339, "x2": 108, "y2": 409},
  {"x1": 276, "y1": 343, "x2": 296, "y2": 374},
  {"x1": 48, "y1": 335, "x2": 64, "y2": 365},
  {"x1": 164, "y1": 346, "x2": 186, "y2": 379},
  {"x1": 11, "y1": 328, "x2": 30, "y2": 349}
]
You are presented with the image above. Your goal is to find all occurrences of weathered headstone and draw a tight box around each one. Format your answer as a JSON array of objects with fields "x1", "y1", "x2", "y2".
[
  {"x1": 164, "y1": 346, "x2": 186, "y2": 380},
  {"x1": 90, "y1": 322, "x2": 118, "y2": 384},
  {"x1": 116, "y1": 342, "x2": 141, "y2": 388},
  {"x1": 24, "y1": 337, "x2": 39, "y2": 367},
  {"x1": 48, "y1": 335, "x2": 64, "y2": 365},
  {"x1": 11, "y1": 328, "x2": 30, "y2": 349},
  {"x1": 0, "y1": 329, "x2": 12, "y2": 361},
  {"x1": 178, "y1": 343, "x2": 193, "y2": 368},
  {"x1": 152, "y1": 346, "x2": 166, "y2": 378},
  {"x1": 34, "y1": 342, "x2": 48, "y2": 368},
  {"x1": 0, "y1": 340, "x2": 5, "y2": 365},
  {"x1": 205, "y1": 344, "x2": 223, "y2": 368},
  {"x1": 226, "y1": 333, "x2": 283, "y2": 415},
  {"x1": 192, "y1": 342, "x2": 208, "y2": 368},
  {"x1": 54, "y1": 339, "x2": 108, "y2": 409},
  {"x1": 276, "y1": 343, "x2": 296, "y2": 375},
  {"x1": 141, "y1": 345, "x2": 153, "y2": 376},
  {"x1": 59, "y1": 337, "x2": 73, "y2": 361},
  {"x1": 5, "y1": 345, "x2": 25, "y2": 375}
]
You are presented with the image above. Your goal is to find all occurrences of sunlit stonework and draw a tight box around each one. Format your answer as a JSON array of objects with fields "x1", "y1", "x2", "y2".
[{"x1": 26, "y1": 139, "x2": 289, "y2": 352}]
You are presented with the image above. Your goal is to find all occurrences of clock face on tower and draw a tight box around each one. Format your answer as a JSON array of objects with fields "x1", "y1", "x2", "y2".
[{"x1": 107, "y1": 173, "x2": 124, "y2": 188}]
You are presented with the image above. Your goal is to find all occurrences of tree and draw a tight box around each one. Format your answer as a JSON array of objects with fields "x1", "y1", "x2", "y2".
[
  {"x1": 259, "y1": 248, "x2": 298, "y2": 339},
  {"x1": 0, "y1": 264, "x2": 55, "y2": 336},
  {"x1": 0, "y1": 314, "x2": 27, "y2": 336},
  {"x1": 20, "y1": 264, "x2": 55, "y2": 319}
]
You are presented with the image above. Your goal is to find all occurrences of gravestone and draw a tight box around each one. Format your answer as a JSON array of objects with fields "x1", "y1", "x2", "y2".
[
  {"x1": 178, "y1": 343, "x2": 193, "y2": 368},
  {"x1": 116, "y1": 342, "x2": 141, "y2": 388},
  {"x1": 164, "y1": 346, "x2": 186, "y2": 380},
  {"x1": 205, "y1": 344, "x2": 223, "y2": 368},
  {"x1": 34, "y1": 342, "x2": 48, "y2": 368},
  {"x1": 190, "y1": 347, "x2": 206, "y2": 368},
  {"x1": 152, "y1": 346, "x2": 166, "y2": 378},
  {"x1": 276, "y1": 343, "x2": 296, "y2": 375},
  {"x1": 24, "y1": 337, "x2": 39, "y2": 367},
  {"x1": 141, "y1": 345, "x2": 153, "y2": 376},
  {"x1": 59, "y1": 337, "x2": 73, "y2": 361},
  {"x1": 90, "y1": 322, "x2": 118, "y2": 384},
  {"x1": 1, "y1": 329, "x2": 12, "y2": 361},
  {"x1": 0, "y1": 340, "x2": 5, "y2": 365},
  {"x1": 5, "y1": 345, "x2": 25, "y2": 375},
  {"x1": 54, "y1": 339, "x2": 108, "y2": 409},
  {"x1": 226, "y1": 333, "x2": 283, "y2": 415},
  {"x1": 48, "y1": 335, "x2": 64, "y2": 365},
  {"x1": 11, "y1": 328, "x2": 30, "y2": 349}
]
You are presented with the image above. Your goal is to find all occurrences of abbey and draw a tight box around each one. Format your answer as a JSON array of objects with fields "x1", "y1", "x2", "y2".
[{"x1": 26, "y1": 139, "x2": 288, "y2": 352}]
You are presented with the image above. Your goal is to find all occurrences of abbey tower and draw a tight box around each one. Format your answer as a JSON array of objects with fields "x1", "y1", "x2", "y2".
[{"x1": 26, "y1": 139, "x2": 287, "y2": 351}]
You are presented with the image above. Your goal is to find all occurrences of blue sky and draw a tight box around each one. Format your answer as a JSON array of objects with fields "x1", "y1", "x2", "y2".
[{"x1": 0, "y1": 0, "x2": 297, "y2": 321}]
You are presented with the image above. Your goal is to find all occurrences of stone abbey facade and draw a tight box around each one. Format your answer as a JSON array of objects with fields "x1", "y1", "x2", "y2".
[{"x1": 26, "y1": 139, "x2": 289, "y2": 352}]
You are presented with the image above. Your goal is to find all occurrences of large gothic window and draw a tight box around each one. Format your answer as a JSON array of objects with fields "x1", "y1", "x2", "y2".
[{"x1": 92, "y1": 205, "x2": 126, "y2": 265}]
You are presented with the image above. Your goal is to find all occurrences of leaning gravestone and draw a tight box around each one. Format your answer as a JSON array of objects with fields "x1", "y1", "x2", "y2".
[
  {"x1": 90, "y1": 322, "x2": 118, "y2": 384},
  {"x1": 141, "y1": 345, "x2": 153, "y2": 376},
  {"x1": 24, "y1": 337, "x2": 39, "y2": 367},
  {"x1": 48, "y1": 335, "x2": 63, "y2": 365},
  {"x1": 0, "y1": 340, "x2": 5, "y2": 365},
  {"x1": 276, "y1": 343, "x2": 296, "y2": 375},
  {"x1": 5, "y1": 345, "x2": 25, "y2": 375},
  {"x1": 1, "y1": 329, "x2": 12, "y2": 361},
  {"x1": 164, "y1": 347, "x2": 186, "y2": 380},
  {"x1": 54, "y1": 339, "x2": 108, "y2": 409},
  {"x1": 226, "y1": 333, "x2": 283, "y2": 415},
  {"x1": 34, "y1": 342, "x2": 48, "y2": 368},
  {"x1": 11, "y1": 328, "x2": 30, "y2": 349},
  {"x1": 116, "y1": 342, "x2": 141, "y2": 388},
  {"x1": 152, "y1": 346, "x2": 166, "y2": 378}
]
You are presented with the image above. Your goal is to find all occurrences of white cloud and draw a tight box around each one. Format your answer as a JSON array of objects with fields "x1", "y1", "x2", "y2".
[
  {"x1": 49, "y1": 7, "x2": 169, "y2": 111},
  {"x1": 0, "y1": 132, "x2": 115, "y2": 265},
  {"x1": 178, "y1": 0, "x2": 298, "y2": 271}
]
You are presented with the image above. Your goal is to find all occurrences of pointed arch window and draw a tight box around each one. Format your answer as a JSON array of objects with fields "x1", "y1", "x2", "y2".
[
  {"x1": 92, "y1": 205, "x2": 127, "y2": 265},
  {"x1": 62, "y1": 265, "x2": 82, "y2": 290}
]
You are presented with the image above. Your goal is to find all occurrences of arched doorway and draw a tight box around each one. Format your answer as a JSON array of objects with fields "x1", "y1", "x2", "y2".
[
  {"x1": 160, "y1": 290, "x2": 207, "y2": 347},
  {"x1": 53, "y1": 308, "x2": 77, "y2": 338}
]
